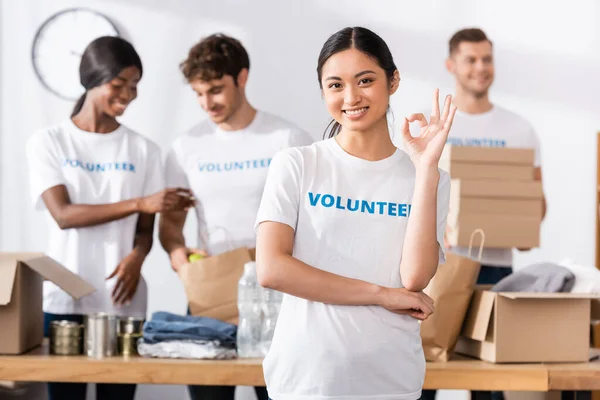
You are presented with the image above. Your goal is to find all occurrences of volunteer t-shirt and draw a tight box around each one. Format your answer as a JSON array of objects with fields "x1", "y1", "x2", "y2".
[
  {"x1": 255, "y1": 138, "x2": 450, "y2": 400},
  {"x1": 445, "y1": 105, "x2": 542, "y2": 267},
  {"x1": 26, "y1": 120, "x2": 164, "y2": 317},
  {"x1": 165, "y1": 110, "x2": 313, "y2": 255}
]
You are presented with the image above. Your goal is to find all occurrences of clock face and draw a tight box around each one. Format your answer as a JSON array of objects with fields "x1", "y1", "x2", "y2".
[{"x1": 32, "y1": 8, "x2": 120, "y2": 100}]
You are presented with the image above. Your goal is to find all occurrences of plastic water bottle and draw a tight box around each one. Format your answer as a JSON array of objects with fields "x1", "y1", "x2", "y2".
[
  {"x1": 260, "y1": 287, "x2": 283, "y2": 356},
  {"x1": 237, "y1": 261, "x2": 262, "y2": 358}
]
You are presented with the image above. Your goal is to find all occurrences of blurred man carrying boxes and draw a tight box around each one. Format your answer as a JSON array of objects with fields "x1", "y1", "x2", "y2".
[{"x1": 440, "y1": 28, "x2": 546, "y2": 287}]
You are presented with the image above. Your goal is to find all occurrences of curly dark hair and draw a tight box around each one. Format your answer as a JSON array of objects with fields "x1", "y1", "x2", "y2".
[{"x1": 180, "y1": 33, "x2": 250, "y2": 84}]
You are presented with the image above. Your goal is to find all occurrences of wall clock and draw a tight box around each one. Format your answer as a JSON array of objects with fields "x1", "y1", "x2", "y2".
[{"x1": 32, "y1": 8, "x2": 120, "y2": 100}]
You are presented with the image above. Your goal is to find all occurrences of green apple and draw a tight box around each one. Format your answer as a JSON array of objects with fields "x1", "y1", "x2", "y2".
[{"x1": 188, "y1": 253, "x2": 204, "y2": 263}]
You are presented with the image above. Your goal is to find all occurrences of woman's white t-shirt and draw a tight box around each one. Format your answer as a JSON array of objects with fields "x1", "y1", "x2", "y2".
[
  {"x1": 255, "y1": 138, "x2": 450, "y2": 400},
  {"x1": 26, "y1": 120, "x2": 165, "y2": 317},
  {"x1": 165, "y1": 111, "x2": 313, "y2": 255}
]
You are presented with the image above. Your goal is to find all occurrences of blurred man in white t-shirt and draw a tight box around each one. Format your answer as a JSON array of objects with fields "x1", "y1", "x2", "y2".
[
  {"x1": 159, "y1": 33, "x2": 312, "y2": 400},
  {"x1": 443, "y1": 27, "x2": 546, "y2": 279},
  {"x1": 419, "y1": 27, "x2": 547, "y2": 400}
]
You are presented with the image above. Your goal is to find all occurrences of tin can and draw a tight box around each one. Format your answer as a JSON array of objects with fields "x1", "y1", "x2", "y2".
[
  {"x1": 118, "y1": 333, "x2": 142, "y2": 356},
  {"x1": 118, "y1": 317, "x2": 144, "y2": 335},
  {"x1": 49, "y1": 320, "x2": 82, "y2": 355},
  {"x1": 84, "y1": 313, "x2": 117, "y2": 359}
]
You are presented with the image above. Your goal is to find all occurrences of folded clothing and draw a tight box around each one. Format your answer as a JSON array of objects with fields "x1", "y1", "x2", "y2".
[
  {"x1": 137, "y1": 339, "x2": 237, "y2": 360},
  {"x1": 491, "y1": 262, "x2": 575, "y2": 293},
  {"x1": 143, "y1": 311, "x2": 237, "y2": 348},
  {"x1": 559, "y1": 258, "x2": 600, "y2": 294}
]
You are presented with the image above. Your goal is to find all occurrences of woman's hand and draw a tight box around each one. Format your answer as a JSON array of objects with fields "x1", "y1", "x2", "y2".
[
  {"x1": 402, "y1": 88, "x2": 457, "y2": 169},
  {"x1": 379, "y1": 287, "x2": 435, "y2": 321},
  {"x1": 138, "y1": 188, "x2": 195, "y2": 214},
  {"x1": 107, "y1": 249, "x2": 145, "y2": 306}
]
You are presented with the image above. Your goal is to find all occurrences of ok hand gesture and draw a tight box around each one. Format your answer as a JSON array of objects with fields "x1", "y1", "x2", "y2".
[{"x1": 402, "y1": 89, "x2": 457, "y2": 169}]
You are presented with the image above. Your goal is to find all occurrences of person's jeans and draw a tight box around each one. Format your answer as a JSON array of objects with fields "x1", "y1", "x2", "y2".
[
  {"x1": 144, "y1": 311, "x2": 236, "y2": 346},
  {"x1": 184, "y1": 307, "x2": 269, "y2": 400},
  {"x1": 43, "y1": 312, "x2": 137, "y2": 400},
  {"x1": 418, "y1": 265, "x2": 512, "y2": 400}
]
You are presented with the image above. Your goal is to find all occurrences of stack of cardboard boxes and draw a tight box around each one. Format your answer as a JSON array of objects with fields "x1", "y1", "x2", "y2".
[
  {"x1": 440, "y1": 145, "x2": 544, "y2": 249},
  {"x1": 439, "y1": 145, "x2": 598, "y2": 364}
]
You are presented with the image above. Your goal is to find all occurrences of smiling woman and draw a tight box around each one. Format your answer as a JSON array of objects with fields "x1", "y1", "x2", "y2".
[
  {"x1": 255, "y1": 26, "x2": 455, "y2": 400},
  {"x1": 317, "y1": 27, "x2": 400, "y2": 139},
  {"x1": 24, "y1": 36, "x2": 194, "y2": 400},
  {"x1": 71, "y1": 37, "x2": 142, "y2": 120}
]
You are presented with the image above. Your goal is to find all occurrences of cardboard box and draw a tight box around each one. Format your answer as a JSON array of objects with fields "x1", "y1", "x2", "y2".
[
  {"x1": 440, "y1": 146, "x2": 535, "y2": 181},
  {"x1": 592, "y1": 299, "x2": 600, "y2": 320},
  {"x1": 450, "y1": 179, "x2": 544, "y2": 199},
  {"x1": 447, "y1": 180, "x2": 544, "y2": 248},
  {"x1": 447, "y1": 213, "x2": 541, "y2": 248},
  {"x1": 455, "y1": 288, "x2": 598, "y2": 363},
  {"x1": 591, "y1": 320, "x2": 600, "y2": 348},
  {"x1": 441, "y1": 146, "x2": 535, "y2": 165},
  {"x1": 442, "y1": 163, "x2": 534, "y2": 181},
  {"x1": 0, "y1": 253, "x2": 95, "y2": 354}
]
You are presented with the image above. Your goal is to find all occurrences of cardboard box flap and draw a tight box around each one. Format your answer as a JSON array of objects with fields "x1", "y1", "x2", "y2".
[
  {"x1": 22, "y1": 256, "x2": 96, "y2": 299},
  {"x1": 0, "y1": 258, "x2": 18, "y2": 306},
  {"x1": 451, "y1": 179, "x2": 544, "y2": 200},
  {"x1": 441, "y1": 145, "x2": 535, "y2": 165},
  {"x1": 498, "y1": 292, "x2": 600, "y2": 300},
  {"x1": 461, "y1": 290, "x2": 495, "y2": 341}
]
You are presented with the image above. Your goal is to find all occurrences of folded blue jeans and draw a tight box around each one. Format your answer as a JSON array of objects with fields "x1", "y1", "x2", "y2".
[{"x1": 143, "y1": 311, "x2": 237, "y2": 347}]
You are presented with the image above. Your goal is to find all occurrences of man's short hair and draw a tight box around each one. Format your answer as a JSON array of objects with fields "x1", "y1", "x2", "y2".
[
  {"x1": 180, "y1": 33, "x2": 250, "y2": 84},
  {"x1": 449, "y1": 28, "x2": 492, "y2": 55}
]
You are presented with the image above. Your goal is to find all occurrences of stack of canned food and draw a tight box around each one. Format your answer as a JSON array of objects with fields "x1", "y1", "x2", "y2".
[
  {"x1": 117, "y1": 317, "x2": 144, "y2": 356},
  {"x1": 49, "y1": 320, "x2": 83, "y2": 355},
  {"x1": 48, "y1": 313, "x2": 144, "y2": 358}
]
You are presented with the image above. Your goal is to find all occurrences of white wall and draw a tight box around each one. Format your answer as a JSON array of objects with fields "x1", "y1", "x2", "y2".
[{"x1": 2, "y1": 1, "x2": 600, "y2": 399}]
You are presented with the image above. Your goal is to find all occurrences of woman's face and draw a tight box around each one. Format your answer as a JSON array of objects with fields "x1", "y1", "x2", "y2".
[
  {"x1": 91, "y1": 66, "x2": 141, "y2": 117},
  {"x1": 320, "y1": 48, "x2": 398, "y2": 135}
]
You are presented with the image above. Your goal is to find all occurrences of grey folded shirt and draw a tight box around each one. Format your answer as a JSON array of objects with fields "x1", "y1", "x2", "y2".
[{"x1": 491, "y1": 262, "x2": 575, "y2": 293}]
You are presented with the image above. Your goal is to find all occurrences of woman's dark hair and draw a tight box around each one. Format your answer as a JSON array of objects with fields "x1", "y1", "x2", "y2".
[
  {"x1": 71, "y1": 36, "x2": 143, "y2": 117},
  {"x1": 317, "y1": 27, "x2": 397, "y2": 138}
]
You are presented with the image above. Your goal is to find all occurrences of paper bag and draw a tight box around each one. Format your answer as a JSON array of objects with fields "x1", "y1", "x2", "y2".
[
  {"x1": 178, "y1": 247, "x2": 255, "y2": 324},
  {"x1": 420, "y1": 229, "x2": 484, "y2": 362}
]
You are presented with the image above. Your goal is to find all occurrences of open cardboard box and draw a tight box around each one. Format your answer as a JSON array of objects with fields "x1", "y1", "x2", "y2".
[
  {"x1": 440, "y1": 146, "x2": 535, "y2": 181},
  {"x1": 455, "y1": 287, "x2": 599, "y2": 363},
  {"x1": 0, "y1": 253, "x2": 95, "y2": 354}
]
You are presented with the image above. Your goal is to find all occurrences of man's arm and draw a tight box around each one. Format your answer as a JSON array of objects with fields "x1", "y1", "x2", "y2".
[
  {"x1": 534, "y1": 167, "x2": 547, "y2": 220},
  {"x1": 159, "y1": 210, "x2": 191, "y2": 271}
]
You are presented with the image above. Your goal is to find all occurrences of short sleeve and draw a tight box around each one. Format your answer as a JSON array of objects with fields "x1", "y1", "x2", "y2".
[
  {"x1": 25, "y1": 130, "x2": 66, "y2": 210},
  {"x1": 436, "y1": 170, "x2": 451, "y2": 263},
  {"x1": 255, "y1": 149, "x2": 303, "y2": 232},
  {"x1": 165, "y1": 141, "x2": 190, "y2": 189},
  {"x1": 143, "y1": 142, "x2": 166, "y2": 197},
  {"x1": 288, "y1": 127, "x2": 314, "y2": 148}
]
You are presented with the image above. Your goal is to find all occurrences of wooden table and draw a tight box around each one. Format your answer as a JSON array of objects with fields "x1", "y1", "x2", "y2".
[{"x1": 0, "y1": 344, "x2": 599, "y2": 392}]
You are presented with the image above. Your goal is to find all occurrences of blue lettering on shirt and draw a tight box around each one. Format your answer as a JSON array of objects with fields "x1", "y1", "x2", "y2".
[
  {"x1": 308, "y1": 192, "x2": 411, "y2": 217},
  {"x1": 63, "y1": 159, "x2": 136, "y2": 173},
  {"x1": 198, "y1": 158, "x2": 272, "y2": 173},
  {"x1": 446, "y1": 137, "x2": 507, "y2": 147}
]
